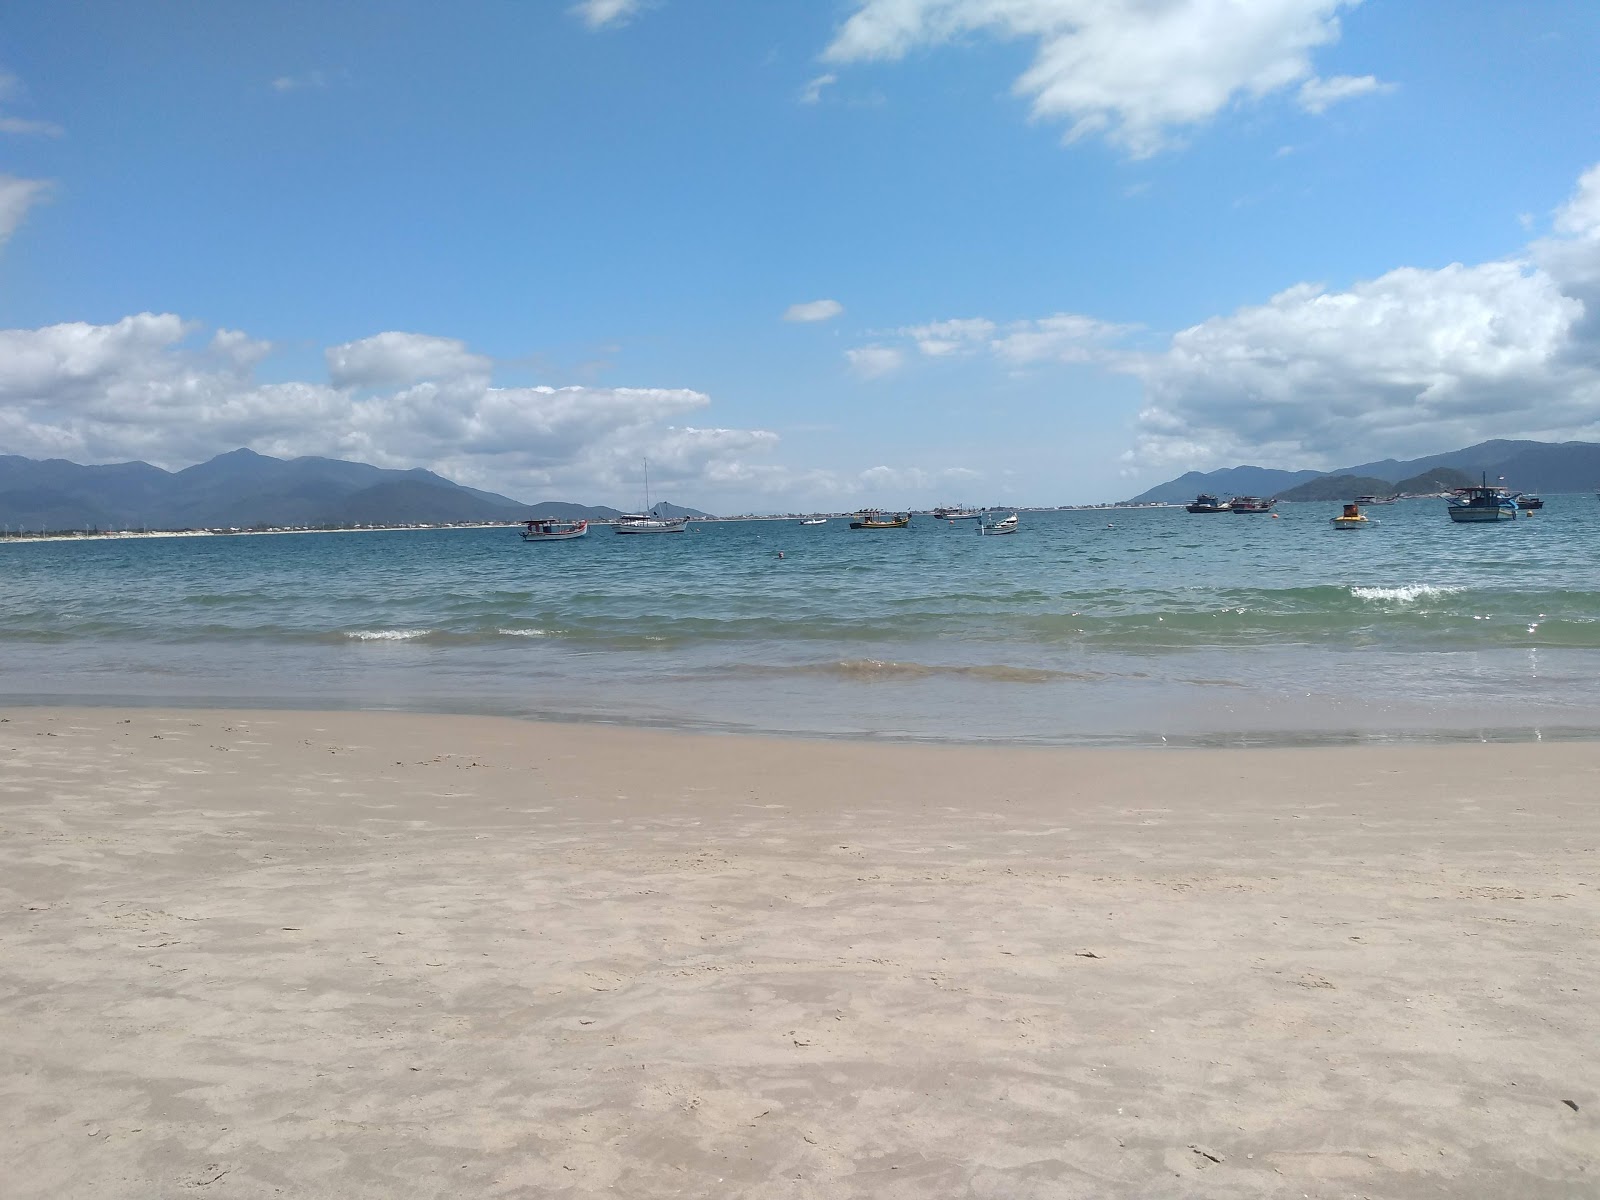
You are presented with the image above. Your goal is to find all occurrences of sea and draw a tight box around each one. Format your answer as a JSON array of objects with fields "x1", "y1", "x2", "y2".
[{"x1": 4, "y1": 499, "x2": 1599, "y2": 746}]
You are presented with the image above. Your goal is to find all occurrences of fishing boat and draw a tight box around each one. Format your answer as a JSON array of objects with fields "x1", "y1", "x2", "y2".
[
  {"x1": 1447, "y1": 479, "x2": 1519, "y2": 523},
  {"x1": 615, "y1": 459, "x2": 690, "y2": 534},
  {"x1": 1330, "y1": 503, "x2": 1368, "y2": 529},
  {"x1": 519, "y1": 518, "x2": 588, "y2": 541},
  {"x1": 1515, "y1": 493, "x2": 1544, "y2": 510},
  {"x1": 798, "y1": 517, "x2": 828, "y2": 526},
  {"x1": 1185, "y1": 493, "x2": 1230, "y2": 513},
  {"x1": 931, "y1": 506, "x2": 983, "y2": 521},
  {"x1": 848, "y1": 510, "x2": 910, "y2": 529},
  {"x1": 1354, "y1": 494, "x2": 1398, "y2": 505},
  {"x1": 978, "y1": 512, "x2": 1018, "y2": 536},
  {"x1": 1228, "y1": 496, "x2": 1276, "y2": 514}
]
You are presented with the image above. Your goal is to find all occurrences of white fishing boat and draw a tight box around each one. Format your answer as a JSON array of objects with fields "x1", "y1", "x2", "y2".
[
  {"x1": 799, "y1": 517, "x2": 828, "y2": 525},
  {"x1": 978, "y1": 512, "x2": 1018, "y2": 535},
  {"x1": 932, "y1": 505, "x2": 983, "y2": 521},
  {"x1": 615, "y1": 459, "x2": 690, "y2": 534},
  {"x1": 519, "y1": 518, "x2": 588, "y2": 541}
]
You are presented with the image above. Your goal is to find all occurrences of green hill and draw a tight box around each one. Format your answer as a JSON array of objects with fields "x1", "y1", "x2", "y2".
[
  {"x1": 1277, "y1": 474, "x2": 1393, "y2": 502},
  {"x1": 1392, "y1": 467, "x2": 1476, "y2": 493}
]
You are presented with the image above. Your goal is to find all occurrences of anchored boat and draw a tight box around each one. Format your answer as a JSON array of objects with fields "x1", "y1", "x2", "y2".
[
  {"x1": 615, "y1": 459, "x2": 690, "y2": 533},
  {"x1": 519, "y1": 518, "x2": 588, "y2": 541},
  {"x1": 977, "y1": 512, "x2": 1019, "y2": 536},
  {"x1": 848, "y1": 510, "x2": 910, "y2": 529},
  {"x1": 1228, "y1": 496, "x2": 1276, "y2": 514},
  {"x1": 1331, "y1": 503, "x2": 1368, "y2": 529},
  {"x1": 1447, "y1": 480, "x2": 1519, "y2": 523},
  {"x1": 1185, "y1": 493, "x2": 1230, "y2": 513}
]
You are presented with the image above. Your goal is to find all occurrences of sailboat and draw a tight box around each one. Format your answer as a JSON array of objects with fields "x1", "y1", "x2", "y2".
[{"x1": 615, "y1": 459, "x2": 690, "y2": 534}]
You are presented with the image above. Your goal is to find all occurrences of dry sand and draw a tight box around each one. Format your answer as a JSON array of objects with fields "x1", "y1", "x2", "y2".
[{"x1": 1, "y1": 708, "x2": 1596, "y2": 1198}]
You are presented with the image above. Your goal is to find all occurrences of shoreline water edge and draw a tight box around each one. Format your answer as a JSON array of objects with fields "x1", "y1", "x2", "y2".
[{"x1": 4, "y1": 501, "x2": 1600, "y2": 746}]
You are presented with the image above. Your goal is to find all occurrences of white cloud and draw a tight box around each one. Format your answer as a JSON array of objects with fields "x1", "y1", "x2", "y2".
[
  {"x1": 1125, "y1": 163, "x2": 1600, "y2": 469},
  {"x1": 572, "y1": 0, "x2": 643, "y2": 30},
  {"x1": 800, "y1": 73, "x2": 837, "y2": 104},
  {"x1": 271, "y1": 71, "x2": 331, "y2": 92},
  {"x1": 326, "y1": 331, "x2": 493, "y2": 388},
  {"x1": 824, "y1": 0, "x2": 1378, "y2": 156},
  {"x1": 0, "y1": 314, "x2": 788, "y2": 504},
  {"x1": 0, "y1": 174, "x2": 50, "y2": 246},
  {"x1": 0, "y1": 68, "x2": 62, "y2": 136},
  {"x1": 783, "y1": 298, "x2": 844, "y2": 323},
  {"x1": 1552, "y1": 163, "x2": 1600, "y2": 240},
  {"x1": 1296, "y1": 73, "x2": 1392, "y2": 114},
  {"x1": 0, "y1": 115, "x2": 63, "y2": 136},
  {"x1": 855, "y1": 463, "x2": 983, "y2": 501},
  {"x1": 864, "y1": 312, "x2": 1133, "y2": 364},
  {"x1": 859, "y1": 464, "x2": 930, "y2": 491},
  {"x1": 903, "y1": 317, "x2": 996, "y2": 356},
  {"x1": 845, "y1": 344, "x2": 905, "y2": 377}
]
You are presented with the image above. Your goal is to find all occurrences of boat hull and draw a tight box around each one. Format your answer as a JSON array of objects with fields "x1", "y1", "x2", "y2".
[
  {"x1": 615, "y1": 521, "x2": 688, "y2": 533},
  {"x1": 849, "y1": 519, "x2": 909, "y2": 529},
  {"x1": 520, "y1": 519, "x2": 588, "y2": 541},
  {"x1": 1447, "y1": 506, "x2": 1518, "y2": 523},
  {"x1": 1330, "y1": 517, "x2": 1368, "y2": 529}
]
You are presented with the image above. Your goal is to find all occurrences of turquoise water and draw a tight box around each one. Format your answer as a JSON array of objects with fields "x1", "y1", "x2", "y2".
[{"x1": 4, "y1": 499, "x2": 1599, "y2": 744}]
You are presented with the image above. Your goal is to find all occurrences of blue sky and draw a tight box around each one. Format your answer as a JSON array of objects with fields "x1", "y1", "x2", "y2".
[{"x1": 3, "y1": 1, "x2": 1599, "y2": 511}]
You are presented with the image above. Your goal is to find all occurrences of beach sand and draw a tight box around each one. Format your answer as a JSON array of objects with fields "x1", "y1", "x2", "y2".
[{"x1": 1, "y1": 708, "x2": 1595, "y2": 1198}]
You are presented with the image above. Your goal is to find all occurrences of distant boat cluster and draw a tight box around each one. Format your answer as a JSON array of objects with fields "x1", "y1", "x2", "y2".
[
  {"x1": 518, "y1": 506, "x2": 1026, "y2": 544},
  {"x1": 1179, "y1": 477, "x2": 1550, "y2": 528}
]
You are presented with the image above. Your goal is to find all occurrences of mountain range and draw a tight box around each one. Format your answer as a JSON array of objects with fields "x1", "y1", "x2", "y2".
[
  {"x1": 1124, "y1": 440, "x2": 1600, "y2": 504},
  {"x1": 0, "y1": 449, "x2": 711, "y2": 531}
]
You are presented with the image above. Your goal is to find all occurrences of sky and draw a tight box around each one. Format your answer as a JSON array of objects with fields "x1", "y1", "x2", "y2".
[{"x1": 2, "y1": 0, "x2": 1599, "y2": 512}]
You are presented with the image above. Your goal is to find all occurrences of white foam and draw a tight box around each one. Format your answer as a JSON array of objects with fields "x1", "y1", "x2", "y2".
[
  {"x1": 345, "y1": 628, "x2": 430, "y2": 641},
  {"x1": 1350, "y1": 584, "x2": 1464, "y2": 603},
  {"x1": 497, "y1": 628, "x2": 550, "y2": 637}
]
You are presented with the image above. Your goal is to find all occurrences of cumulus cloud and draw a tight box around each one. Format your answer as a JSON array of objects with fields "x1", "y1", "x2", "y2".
[
  {"x1": 326, "y1": 331, "x2": 493, "y2": 388},
  {"x1": 783, "y1": 298, "x2": 844, "y2": 323},
  {"x1": 1125, "y1": 162, "x2": 1600, "y2": 468},
  {"x1": 823, "y1": 0, "x2": 1381, "y2": 156},
  {"x1": 1296, "y1": 73, "x2": 1392, "y2": 114},
  {"x1": 0, "y1": 174, "x2": 51, "y2": 246},
  {"x1": 0, "y1": 314, "x2": 788, "y2": 504},
  {"x1": 572, "y1": 0, "x2": 643, "y2": 30}
]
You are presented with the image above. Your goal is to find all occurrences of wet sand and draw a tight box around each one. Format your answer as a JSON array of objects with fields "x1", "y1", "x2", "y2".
[{"x1": 1, "y1": 708, "x2": 1595, "y2": 1198}]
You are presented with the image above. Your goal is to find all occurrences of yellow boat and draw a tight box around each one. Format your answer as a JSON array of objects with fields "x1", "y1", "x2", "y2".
[
  {"x1": 849, "y1": 509, "x2": 911, "y2": 529},
  {"x1": 1331, "y1": 502, "x2": 1369, "y2": 528}
]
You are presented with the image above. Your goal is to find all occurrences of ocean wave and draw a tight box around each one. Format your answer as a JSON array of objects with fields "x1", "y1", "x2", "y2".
[
  {"x1": 1350, "y1": 584, "x2": 1466, "y2": 603},
  {"x1": 496, "y1": 627, "x2": 551, "y2": 637},
  {"x1": 344, "y1": 628, "x2": 432, "y2": 641}
]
